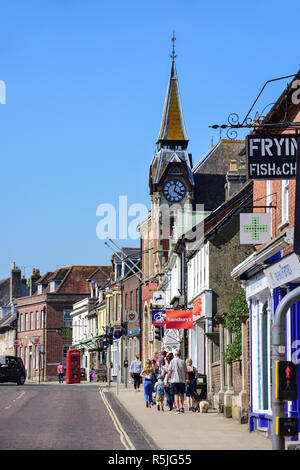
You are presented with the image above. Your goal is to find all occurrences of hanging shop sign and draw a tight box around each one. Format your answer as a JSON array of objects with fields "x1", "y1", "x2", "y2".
[
  {"x1": 152, "y1": 310, "x2": 166, "y2": 326},
  {"x1": 127, "y1": 310, "x2": 138, "y2": 323},
  {"x1": 152, "y1": 291, "x2": 166, "y2": 307},
  {"x1": 247, "y1": 134, "x2": 298, "y2": 180},
  {"x1": 166, "y1": 310, "x2": 193, "y2": 329},
  {"x1": 240, "y1": 213, "x2": 272, "y2": 244}
]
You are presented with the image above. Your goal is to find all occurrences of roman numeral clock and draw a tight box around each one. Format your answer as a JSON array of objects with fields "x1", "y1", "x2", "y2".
[{"x1": 162, "y1": 179, "x2": 187, "y2": 203}]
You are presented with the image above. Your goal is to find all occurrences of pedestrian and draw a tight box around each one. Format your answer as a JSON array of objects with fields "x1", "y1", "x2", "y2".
[
  {"x1": 154, "y1": 375, "x2": 165, "y2": 411},
  {"x1": 140, "y1": 359, "x2": 155, "y2": 408},
  {"x1": 57, "y1": 362, "x2": 64, "y2": 383},
  {"x1": 162, "y1": 353, "x2": 174, "y2": 411},
  {"x1": 185, "y1": 358, "x2": 199, "y2": 410},
  {"x1": 129, "y1": 354, "x2": 143, "y2": 392},
  {"x1": 151, "y1": 351, "x2": 159, "y2": 366},
  {"x1": 158, "y1": 350, "x2": 167, "y2": 373},
  {"x1": 167, "y1": 349, "x2": 189, "y2": 414}
]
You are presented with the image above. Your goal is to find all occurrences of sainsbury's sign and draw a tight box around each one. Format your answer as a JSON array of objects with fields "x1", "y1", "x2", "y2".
[{"x1": 166, "y1": 310, "x2": 193, "y2": 329}]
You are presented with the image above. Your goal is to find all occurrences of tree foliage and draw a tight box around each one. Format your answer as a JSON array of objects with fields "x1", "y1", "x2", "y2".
[{"x1": 223, "y1": 287, "x2": 249, "y2": 364}]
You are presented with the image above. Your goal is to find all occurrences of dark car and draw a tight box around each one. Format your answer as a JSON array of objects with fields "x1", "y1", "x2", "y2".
[{"x1": 0, "y1": 355, "x2": 26, "y2": 385}]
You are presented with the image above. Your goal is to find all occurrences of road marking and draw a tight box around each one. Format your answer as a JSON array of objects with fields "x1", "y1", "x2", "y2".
[
  {"x1": 15, "y1": 391, "x2": 25, "y2": 400},
  {"x1": 99, "y1": 388, "x2": 135, "y2": 451}
]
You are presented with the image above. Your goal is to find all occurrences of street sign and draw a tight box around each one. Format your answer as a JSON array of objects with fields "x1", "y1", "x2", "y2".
[
  {"x1": 13, "y1": 340, "x2": 21, "y2": 347},
  {"x1": 247, "y1": 134, "x2": 298, "y2": 179},
  {"x1": 240, "y1": 213, "x2": 271, "y2": 244},
  {"x1": 33, "y1": 337, "x2": 40, "y2": 345}
]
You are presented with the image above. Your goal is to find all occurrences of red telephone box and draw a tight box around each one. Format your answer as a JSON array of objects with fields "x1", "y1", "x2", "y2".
[{"x1": 66, "y1": 349, "x2": 81, "y2": 384}]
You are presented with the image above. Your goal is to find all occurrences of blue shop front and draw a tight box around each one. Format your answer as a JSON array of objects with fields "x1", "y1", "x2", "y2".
[{"x1": 232, "y1": 233, "x2": 300, "y2": 439}]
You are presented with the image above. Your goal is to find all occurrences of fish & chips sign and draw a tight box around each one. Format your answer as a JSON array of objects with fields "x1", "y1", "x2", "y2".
[{"x1": 247, "y1": 134, "x2": 298, "y2": 179}]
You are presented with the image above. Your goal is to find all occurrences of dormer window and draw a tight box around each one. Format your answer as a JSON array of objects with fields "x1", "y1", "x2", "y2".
[
  {"x1": 37, "y1": 284, "x2": 45, "y2": 295},
  {"x1": 50, "y1": 281, "x2": 60, "y2": 293}
]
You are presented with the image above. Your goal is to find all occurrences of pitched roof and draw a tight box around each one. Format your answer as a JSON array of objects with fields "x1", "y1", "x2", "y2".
[
  {"x1": 35, "y1": 266, "x2": 113, "y2": 295},
  {"x1": 193, "y1": 139, "x2": 245, "y2": 175}
]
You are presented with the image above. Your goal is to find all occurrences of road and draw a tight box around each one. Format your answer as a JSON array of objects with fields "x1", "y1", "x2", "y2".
[{"x1": 0, "y1": 383, "x2": 127, "y2": 450}]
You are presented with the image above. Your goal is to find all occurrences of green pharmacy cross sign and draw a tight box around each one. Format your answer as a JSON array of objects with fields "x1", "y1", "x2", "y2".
[
  {"x1": 240, "y1": 213, "x2": 271, "y2": 244},
  {"x1": 243, "y1": 216, "x2": 268, "y2": 241}
]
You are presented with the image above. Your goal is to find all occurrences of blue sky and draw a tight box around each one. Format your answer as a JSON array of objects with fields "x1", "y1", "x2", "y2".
[{"x1": 0, "y1": 0, "x2": 300, "y2": 279}]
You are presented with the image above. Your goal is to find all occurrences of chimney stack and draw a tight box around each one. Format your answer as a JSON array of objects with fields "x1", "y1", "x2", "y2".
[
  {"x1": 10, "y1": 262, "x2": 21, "y2": 302},
  {"x1": 225, "y1": 159, "x2": 246, "y2": 200},
  {"x1": 30, "y1": 268, "x2": 41, "y2": 296}
]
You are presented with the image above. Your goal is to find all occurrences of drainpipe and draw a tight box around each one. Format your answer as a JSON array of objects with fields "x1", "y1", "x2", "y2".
[{"x1": 272, "y1": 285, "x2": 300, "y2": 450}]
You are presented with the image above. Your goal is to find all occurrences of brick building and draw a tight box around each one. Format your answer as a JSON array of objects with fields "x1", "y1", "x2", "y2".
[
  {"x1": 231, "y1": 71, "x2": 300, "y2": 437},
  {"x1": 16, "y1": 265, "x2": 109, "y2": 382}
]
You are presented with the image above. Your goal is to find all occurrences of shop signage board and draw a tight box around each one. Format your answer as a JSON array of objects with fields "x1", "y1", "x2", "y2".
[
  {"x1": 264, "y1": 253, "x2": 300, "y2": 289},
  {"x1": 152, "y1": 310, "x2": 166, "y2": 326},
  {"x1": 240, "y1": 213, "x2": 271, "y2": 244},
  {"x1": 152, "y1": 291, "x2": 166, "y2": 307},
  {"x1": 166, "y1": 310, "x2": 193, "y2": 329},
  {"x1": 247, "y1": 134, "x2": 298, "y2": 179},
  {"x1": 127, "y1": 310, "x2": 138, "y2": 323},
  {"x1": 193, "y1": 298, "x2": 202, "y2": 315}
]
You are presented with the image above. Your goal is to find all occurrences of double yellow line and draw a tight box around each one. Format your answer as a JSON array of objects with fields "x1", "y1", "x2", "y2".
[{"x1": 99, "y1": 387, "x2": 135, "y2": 451}]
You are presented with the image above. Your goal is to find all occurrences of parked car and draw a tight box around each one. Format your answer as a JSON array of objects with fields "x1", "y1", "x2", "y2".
[{"x1": 0, "y1": 355, "x2": 26, "y2": 385}]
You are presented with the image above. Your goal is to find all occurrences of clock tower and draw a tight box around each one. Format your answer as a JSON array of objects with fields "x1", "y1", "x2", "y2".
[{"x1": 148, "y1": 36, "x2": 194, "y2": 276}]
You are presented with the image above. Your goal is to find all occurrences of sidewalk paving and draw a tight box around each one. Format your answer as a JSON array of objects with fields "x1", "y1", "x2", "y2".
[{"x1": 101, "y1": 381, "x2": 273, "y2": 451}]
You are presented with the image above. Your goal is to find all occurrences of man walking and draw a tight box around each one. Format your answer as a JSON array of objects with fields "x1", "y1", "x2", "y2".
[{"x1": 167, "y1": 349, "x2": 188, "y2": 414}]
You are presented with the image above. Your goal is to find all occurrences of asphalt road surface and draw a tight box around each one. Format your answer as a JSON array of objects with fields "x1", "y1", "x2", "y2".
[{"x1": 0, "y1": 383, "x2": 126, "y2": 450}]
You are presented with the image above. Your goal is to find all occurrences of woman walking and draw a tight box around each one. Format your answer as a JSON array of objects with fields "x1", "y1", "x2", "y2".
[
  {"x1": 129, "y1": 354, "x2": 143, "y2": 392},
  {"x1": 162, "y1": 353, "x2": 174, "y2": 411},
  {"x1": 140, "y1": 359, "x2": 155, "y2": 408},
  {"x1": 185, "y1": 358, "x2": 199, "y2": 410}
]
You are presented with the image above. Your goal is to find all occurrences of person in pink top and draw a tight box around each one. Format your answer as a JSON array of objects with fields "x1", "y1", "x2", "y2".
[{"x1": 57, "y1": 362, "x2": 64, "y2": 383}]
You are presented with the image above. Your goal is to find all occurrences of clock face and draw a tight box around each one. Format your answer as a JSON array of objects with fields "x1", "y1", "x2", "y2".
[{"x1": 162, "y1": 179, "x2": 186, "y2": 203}]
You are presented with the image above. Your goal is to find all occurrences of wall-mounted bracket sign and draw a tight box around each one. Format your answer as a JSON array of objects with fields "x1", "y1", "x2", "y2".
[
  {"x1": 166, "y1": 310, "x2": 193, "y2": 329},
  {"x1": 247, "y1": 134, "x2": 298, "y2": 180},
  {"x1": 152, "y1": 291, "x2": 166, "y2": 307},
  {"x1": 240, "y1": 213, "x2": 272, "y2": 244}
]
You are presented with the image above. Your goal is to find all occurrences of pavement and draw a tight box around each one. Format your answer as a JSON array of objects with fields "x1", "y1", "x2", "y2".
[{"x1": 99, "y1": 380, "x2": 273, "y2": 451}]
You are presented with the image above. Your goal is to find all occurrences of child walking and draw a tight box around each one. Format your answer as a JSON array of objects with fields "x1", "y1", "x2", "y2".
[{"x1": 154, "y1": 375, "x2": 165, "y2": 411}]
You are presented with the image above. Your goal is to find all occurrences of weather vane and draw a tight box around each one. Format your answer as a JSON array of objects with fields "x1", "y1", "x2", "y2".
[{"x1": 170, "y1": 32, "x2": 176, "y2": 61}]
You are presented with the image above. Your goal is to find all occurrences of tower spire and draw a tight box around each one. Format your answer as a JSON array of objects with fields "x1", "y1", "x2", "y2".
[
  {"x1": 156, "y1": 34, "x2": 188, "y2": 151},
  {"x1": 170, "y1": 31, "x2": 176, "y2": 62}
]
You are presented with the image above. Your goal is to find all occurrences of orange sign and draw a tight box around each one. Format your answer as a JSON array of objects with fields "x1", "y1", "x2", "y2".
[
  {"x1": 193, "y1": 298, "x2": 202, "y2": 316},
  {"x1": 166, "y1": 310, "x2": 193, "y2": 329}
]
